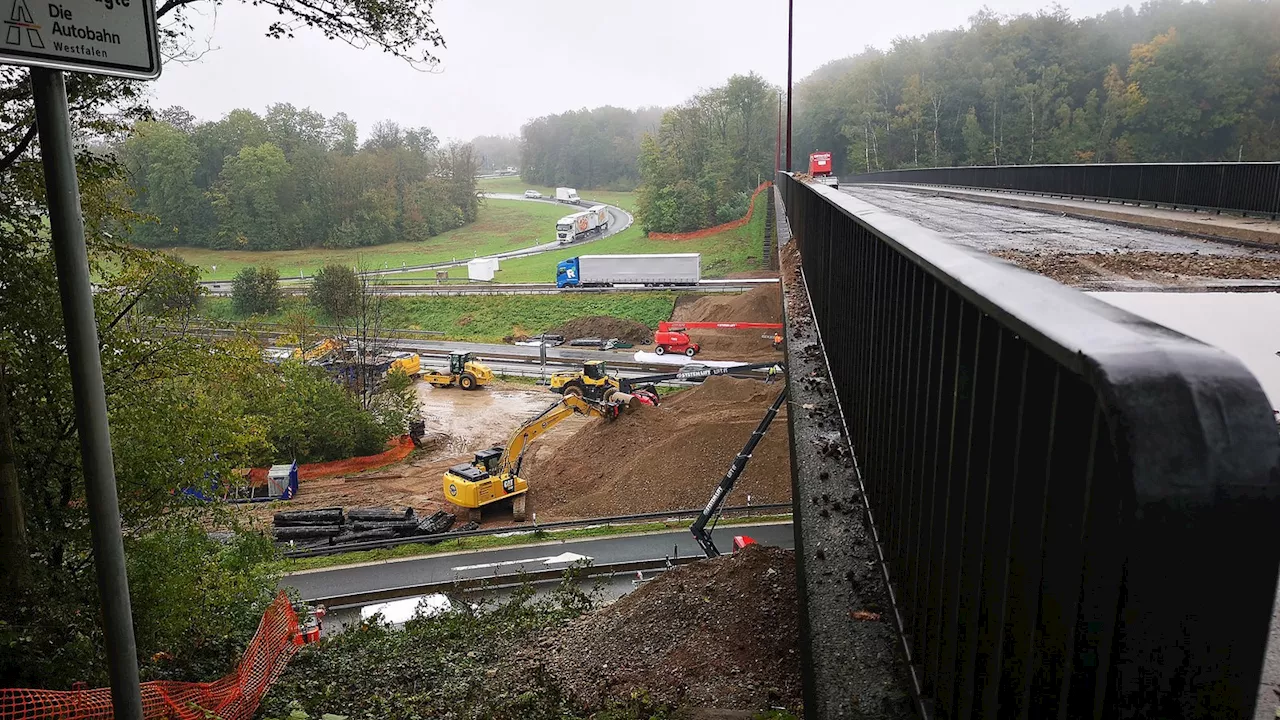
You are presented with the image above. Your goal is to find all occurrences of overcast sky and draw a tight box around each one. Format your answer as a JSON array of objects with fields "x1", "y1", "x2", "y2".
[{"x1": 149, "y1": 0, "x2": 1134, "y2": 142}]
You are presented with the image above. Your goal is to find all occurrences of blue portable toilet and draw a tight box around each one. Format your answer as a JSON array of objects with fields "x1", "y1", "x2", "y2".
[{"x1": 267, "y1": 461, "x2": 299, "y2": 500}]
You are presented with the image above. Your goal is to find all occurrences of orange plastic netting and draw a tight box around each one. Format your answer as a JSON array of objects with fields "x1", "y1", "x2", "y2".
[
  {"x1": 647, "y1": 182, "x2": 772, "y2": 240},
  {"x1": 248, "y1": 434, "x2": 416, "y2": 486},
  {"x1": 0, "y1": 592, "x2": 300, "y2": 720}
]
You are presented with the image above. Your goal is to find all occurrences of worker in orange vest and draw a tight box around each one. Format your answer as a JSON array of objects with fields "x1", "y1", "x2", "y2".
[{"x1": 772, "y1": 332, "x2": 783, "y2": 350}]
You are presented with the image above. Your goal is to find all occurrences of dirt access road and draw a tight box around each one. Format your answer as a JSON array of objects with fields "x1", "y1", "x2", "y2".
[{"x1": 843, "y1": 185, "x2": 1280, "y2": 289}]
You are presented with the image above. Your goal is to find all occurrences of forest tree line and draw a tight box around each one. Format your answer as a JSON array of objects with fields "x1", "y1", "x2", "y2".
[
  {"x1": 636, "y1": 73, "x2": 779, "y2": 233},
  {"x1": 792, "y1": 0, "x2": 1280, "y2": 174},
  {"x1": 519, "y1": 105, "x2": 665, "y2": 190},
  {"x1": 119, "y1": 105, "x2": 480, "y2": 250}
]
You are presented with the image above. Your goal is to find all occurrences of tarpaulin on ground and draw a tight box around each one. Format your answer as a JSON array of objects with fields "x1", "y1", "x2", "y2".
[
  {"x1": 647, "y1": 182, "x2": 772, "y2": 240},
  {"x1": 0, "y1": 592, "x2": 299, "y2": 720}
]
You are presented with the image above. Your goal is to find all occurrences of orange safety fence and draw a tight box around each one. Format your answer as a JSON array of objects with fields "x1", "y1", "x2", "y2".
[
  {"x1": 646, "y1": 181, "x2": 772, "y2": 240},
  {"x1": 248, "y1": 434, "x2": 416, "y2": 486},
  {"x1": 0, "y1": 592, "x2": 300, "y2": 720}
]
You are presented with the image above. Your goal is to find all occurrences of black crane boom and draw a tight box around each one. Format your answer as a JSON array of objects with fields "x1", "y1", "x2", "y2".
[{"x1": 690, "y1": 387, "x2": 788, "y2": 558}]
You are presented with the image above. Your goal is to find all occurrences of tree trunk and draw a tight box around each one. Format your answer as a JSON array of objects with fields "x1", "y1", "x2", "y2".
[{"x1": 0, "y1": 365, "x2": 31, "y2": 597}]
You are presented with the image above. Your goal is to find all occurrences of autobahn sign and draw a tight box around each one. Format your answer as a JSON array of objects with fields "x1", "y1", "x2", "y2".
[{"x1": 1, "y1": 0, "x2": 160, "y2": 78}]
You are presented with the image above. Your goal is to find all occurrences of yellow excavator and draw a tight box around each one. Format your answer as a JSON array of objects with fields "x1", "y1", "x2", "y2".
[{"x1": 442, "y1": 393, "x2": 629, "y2": 521}]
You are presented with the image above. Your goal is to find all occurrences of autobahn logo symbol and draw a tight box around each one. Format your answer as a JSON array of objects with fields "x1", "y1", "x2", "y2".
[{"x1": 5, "y1": 0, "x2": 44, "y2": 49}]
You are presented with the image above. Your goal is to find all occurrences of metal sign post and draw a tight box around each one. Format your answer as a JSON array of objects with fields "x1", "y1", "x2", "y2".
[{"x1": 12, "y1": 0, "x2": 161, "y2": 716}]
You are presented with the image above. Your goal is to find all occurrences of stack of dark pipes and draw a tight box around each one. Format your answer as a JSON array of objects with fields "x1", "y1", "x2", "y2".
[
  {"x1": 272, "y1": 508, "x2": 344, "y2": 544},
  {"x1": 272, "y1": 506, "x2": 460, "y2": 546}
]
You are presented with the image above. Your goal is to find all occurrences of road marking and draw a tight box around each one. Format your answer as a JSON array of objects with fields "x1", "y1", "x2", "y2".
[{"x1": 451, "y1": 551, "x2": 591, "y2": 572}]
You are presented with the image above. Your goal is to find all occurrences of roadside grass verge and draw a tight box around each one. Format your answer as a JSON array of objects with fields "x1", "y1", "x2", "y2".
[
  {"x1": 171, "y1": 200, "x2": 566, "y2": 281},
  {"x1": 451, "y1": 201, "x2": 769, "y2": 284},
  {"x1": 272, "y1": 514, "x2": 794, "y2": 574},
  {"x1": 199, "y1": 292, "x2": 677, "y2": 342}
]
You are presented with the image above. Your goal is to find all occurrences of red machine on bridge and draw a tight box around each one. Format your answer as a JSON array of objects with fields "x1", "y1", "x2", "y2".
[
  {"x1": 809, "y1": 151, "x2": 838, "y2": 189},
  {"x1": 653, "y1": 321, "x2": 784, "y2": 356}
]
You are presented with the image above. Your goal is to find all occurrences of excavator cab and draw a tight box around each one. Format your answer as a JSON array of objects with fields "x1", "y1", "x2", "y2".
[{"x1": 473, "y1": 447, "x2": 503, "y2": 475}]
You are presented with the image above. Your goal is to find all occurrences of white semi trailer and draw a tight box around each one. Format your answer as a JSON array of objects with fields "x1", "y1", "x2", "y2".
[{"x1": 555, "y1": 253, "x2": 701, "y2": 288}]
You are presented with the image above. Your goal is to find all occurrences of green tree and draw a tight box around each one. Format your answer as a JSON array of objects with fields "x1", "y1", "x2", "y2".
[
  {"x1": 120, "y1": 121, "x2": 207, "y2": 247},
  {"x1": 210, "y1": 142, "x2": 292, "y2": 249},
  {"x1": 231, "y1": 266, "x2": 282, "y2": 316},
  {"x1": 308, "y1": 263, "x2": 361, "y2": 319}
]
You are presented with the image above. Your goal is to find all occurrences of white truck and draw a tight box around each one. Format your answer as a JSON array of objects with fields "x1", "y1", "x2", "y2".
[
  {"x1": 555, "y1": 187, "x2": 580, "y2": 203},
  {"x1": 555, "y1": 205, "x2": 610, "y2": 244},
  {"x1": 555, "y1": 253, "x2": 701, "y2": 288}
]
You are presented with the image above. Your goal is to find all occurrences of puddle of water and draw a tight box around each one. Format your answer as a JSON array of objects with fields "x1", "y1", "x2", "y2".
[
  {"x1": 415, "y1": 382, "x2": 558, "y2": 459},
  {"x1": 1090, "y1": 291, "x2": 1280, "y2": 408}
]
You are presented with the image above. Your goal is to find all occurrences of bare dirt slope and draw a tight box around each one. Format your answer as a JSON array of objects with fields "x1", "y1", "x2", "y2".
[
  {"x1": 543, "y1": 316, "x2": 653, "y2": 344},
  {"x1": 529, "y1": 545, "x2": 801, "y2": 713},
  {"x1": 665, "y1": 285, "x2": 786, "y2": 361},
  {"x1": 522, "y1": 376, "x2": 790, "y2": 519}
]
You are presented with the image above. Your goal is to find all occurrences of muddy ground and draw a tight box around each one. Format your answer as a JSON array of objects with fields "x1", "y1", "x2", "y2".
[
  {"x1": 527, "y1": 545, "x2": 801, "y2": 713},
  {"x1": 521, "y1": 376, "x2": 791, "y2": 519},
  {"x1": 237, "y1": 380, "x2": 559, "y2": 526},
  {"x1": 993, "y1": 249, "x2": 1280, "y2": 288}
]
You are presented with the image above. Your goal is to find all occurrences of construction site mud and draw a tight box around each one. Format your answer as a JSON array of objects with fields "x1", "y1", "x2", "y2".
[
  {"x1": 529, "y1": 545, "x2": 802, "y2": 713},
  {"x1": 542, "y1": 315, "x2": 654, "y2": 344},
  {"x1": 993, "y1": 249, "x2": 1280, "y2": 288},
  {"x1": 521, "y1": 375, "x2": 791, "y2": 519}
]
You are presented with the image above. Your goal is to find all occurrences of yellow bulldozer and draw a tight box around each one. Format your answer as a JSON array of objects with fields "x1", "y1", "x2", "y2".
[
  {"x1": 442, "y1": 393, "x2": 629, "y2": 521},
  {"x1": 422, "y1": 351, "x2": 493, "y2": 390}
]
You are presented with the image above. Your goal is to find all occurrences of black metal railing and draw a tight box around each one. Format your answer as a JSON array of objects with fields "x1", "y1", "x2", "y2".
[
  {"x1": 778, "y1": 172, "x2": 1280, "y2": 718},
  {"x1": 848, "y1": 162, "x2": 1280, "y2": 217}
]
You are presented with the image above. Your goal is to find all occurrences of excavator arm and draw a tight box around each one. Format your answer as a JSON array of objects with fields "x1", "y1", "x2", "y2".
[
  {"x1": 502, "y1": 395, "x2": 621, "y2": 477},
  {"x1": 691, "y1": 388, "x2": 788, "y2": 558}
]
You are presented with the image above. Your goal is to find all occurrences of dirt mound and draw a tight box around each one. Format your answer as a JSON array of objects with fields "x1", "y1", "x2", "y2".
[
  {"x1": 530, "y1": 545, "x2": 800, "y2": 711},
  {"x1": 523, "y1": 376, "x2": 790, "y2": 518},
  {"x1": 545, "y1": 316, "x2": 654, "y2": 344},
  {"x1": 673, "y1": 285, "x2": 783, "y2": 324}
]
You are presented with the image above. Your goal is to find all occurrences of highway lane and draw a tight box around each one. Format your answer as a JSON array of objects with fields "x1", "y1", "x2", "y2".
[{"x1": 283, "y1": 521, "x2": 794, "y2": 602}]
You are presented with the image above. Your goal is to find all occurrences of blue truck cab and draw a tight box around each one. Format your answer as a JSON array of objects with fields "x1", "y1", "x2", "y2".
[{"x1": 556, "y1": 257, "x2": 582, "y2": 288}]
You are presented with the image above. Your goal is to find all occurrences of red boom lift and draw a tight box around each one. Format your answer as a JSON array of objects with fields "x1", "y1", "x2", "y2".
[{"x1": 653, "y1": 321, "x2": 784, "y2": 357}]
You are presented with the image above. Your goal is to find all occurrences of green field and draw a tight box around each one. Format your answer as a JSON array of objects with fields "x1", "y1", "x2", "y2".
[
  {"x1": 416, "y1": 195, "x2": 770, "y2": 284},
  {"x1": 201, "y1": 292, "x2": 676, "y2": 342},
  {"x1": 478, "y1": 176, "x2": 639, "y2": 213},
  {"x1": 172, "y1": 199, "x2": 567, "y2": 281}
]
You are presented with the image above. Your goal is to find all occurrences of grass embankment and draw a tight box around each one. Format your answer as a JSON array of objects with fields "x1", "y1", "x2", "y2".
[
  {"x1": 200, "y1": 292, "x2": 677, "y2": 343},
  {"x1": 477, "y1": 176, "x2": 639, "y2": 213},
  {"x1": 474, "y1": 200, "x2": 770, "y2": 284},
  {"x1": 173, "y1": 199, "x2": 567, "y2": 281},
  {"x1": 274, "y1": 514, "x2": 794, "y2": 574}
]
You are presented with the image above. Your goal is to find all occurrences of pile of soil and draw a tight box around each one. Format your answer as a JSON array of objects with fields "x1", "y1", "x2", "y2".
[
  {"x1": 544, "y1": 315, "x2": 654, "y2": 344},
  {"x1": 522, "y1": 376, "x2": 790, "y2": 518},
  {"x1": 668, "y1": 285, "x2": 785, "y2": 361},
  {"x1": 994, "y1": 250, "x2": 1280, "y2": 288},
  {"x1": 529, "y1": 545, "x2": 800, "y2": 712}
]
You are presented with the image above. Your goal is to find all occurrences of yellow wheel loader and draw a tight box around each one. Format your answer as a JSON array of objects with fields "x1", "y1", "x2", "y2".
[
  {"x1": 442, "y1": 393, "x2": 629, "y2": 522},
  {"x1": 548, "y1": 360, "x2": 622, "y2": 402},
  {"x1": 421, "y1": 351, "x2": 493, "y2": 390}
]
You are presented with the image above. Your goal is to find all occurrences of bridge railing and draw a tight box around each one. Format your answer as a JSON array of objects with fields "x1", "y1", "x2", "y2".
[
  {"x1": 777, "y1": 172, "x2": 1280, "y2": 718},
  {"x1": 847, "y1": 162, "x2": 1280, "y2": 217}
]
